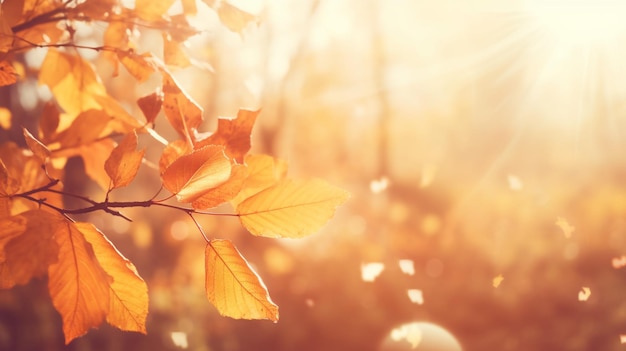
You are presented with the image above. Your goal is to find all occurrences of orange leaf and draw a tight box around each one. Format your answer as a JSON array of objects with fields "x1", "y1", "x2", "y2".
[
  {"x1": 48, "y1": 220, "x2": 111, "y2": 344},
  {"x1": 191, "y1": 164, "x2": 247, "y2": 209},
  {"x1": 160, "y1": 68, "x2": 203, "y2": 140},
  {"x1": 105, "y1": 131, "x2": 145, "y2": 189},
  {"x1": 137, "y1": 91, "x2": 163, "y2": 124},
  {"x1": 77, "y1": 223, "x2": 148, "y2": 334},
  {"x1": 236, "y1": 179, "x2": 349, "y2": 238},
  {"x1": 196, "y1": 109, "x2": 259, "y2": 163},
  {"x1": 0, "y1": 210, "x2": 60, "y2": 288},
  {"x1": 161, "y1": 145, "x2": 232, "y2": 203},
  {"x1": 231, "y1": 154, "x2": 287, "y2": 206},
  {"x1": 0, "y1": 61, "x2": 18, "y2": 86},
  {"x1": 205, "y1": 240, "x2": 278, "y2": 321},
  {"x1": 159, "y1": 139, "x2": 191, "y2": 174},
  {"x1": 135, "y1": 0, "x2": 176, "y2": 21},
  {"x1": 22, "y1": 128, "x2": 50, "y2": 161},
  {"x1": 163, "y1": 33, "x2": 190, "y2": 68},
  {"x1": 118, "y1": 51, "x2": 156, "y2": 82}
]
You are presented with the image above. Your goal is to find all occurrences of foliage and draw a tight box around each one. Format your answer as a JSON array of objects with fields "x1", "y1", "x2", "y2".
[{"x1": 0, "y1": 0, "x2": 348, "y2": 345}]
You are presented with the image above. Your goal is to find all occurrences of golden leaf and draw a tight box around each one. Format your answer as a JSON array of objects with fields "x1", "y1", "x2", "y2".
[
  {"x1": 160, "y1": 68, "x2": 203, "y2": 140},
  {"x1": 48, "y1": 220, "x2": 111, "y2": 344},
  {"x1": 205, "y1": 240, "x2": 278, "y2": 321},
  {"x1": 163, "y1": 33, "x2": 190, "y2": 68},
  {"x1": 22, "y1": 128, "x2": 50, "y2": 161},
  {"x1": 77, "y1": 223, "x2": 148, "y2": 334},
  {"x1": 118, "y1": 51, "x2": 156, "y2": 82},
  {"x1": 230, "y1": 154, "x2": 287, "y2": 206},
  {"x1": 161, "y1": 145, "x2": 232, "y2": 203},
  {"x1": 105, "y1": 131, "x2": 145, "y2": 189},
  {"x1": 196, "y1": 109, "x2": 259, "y2": 163},
  {"x1": 236, "y1": 178, "x2": 349, "y2": 238},
  {"x1": 135, "y1": 0, "x2": 176, "y2": 21},
  {"x1": 191, "y1": 164, "x2": 247, "y2": 209}
]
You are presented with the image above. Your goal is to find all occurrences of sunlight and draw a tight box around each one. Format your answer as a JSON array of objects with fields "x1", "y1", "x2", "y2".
[{"x1": 526, "y1": 0, "x2": 626, "y2": 48}]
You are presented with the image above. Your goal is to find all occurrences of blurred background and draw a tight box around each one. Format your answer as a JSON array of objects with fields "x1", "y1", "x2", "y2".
[{"x1": 2, "y1": 0, "x2": 626, "y2": 350}]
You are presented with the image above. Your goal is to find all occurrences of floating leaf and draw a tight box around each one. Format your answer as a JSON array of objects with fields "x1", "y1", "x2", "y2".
[
  {"x1": 196, "y1": 109, "x2": 259, "y2": 163},
  {"x1": 161, "y1": 145, "x2": 232, "y2": 203},
  {"x1": 105, "y1": 131, "x2": 145, "y2": 189},
  {"x1": 77, "y1": 223, "x2": 148, "y2": 333},
  {"x1": 48, "y1": 220, "x2": 111, "y2": 344},
  {"x1": 205, "y1": 239, "x2": 278, "y2": 321},
  {"x1": 237, "y1": 178, "x2": 349, "y2": 238}
]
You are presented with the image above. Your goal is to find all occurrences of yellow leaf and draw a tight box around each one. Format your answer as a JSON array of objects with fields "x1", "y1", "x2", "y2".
[
  {"x1": 0, "y1": 210, "x2": 60, "y2": 288},
  {"x1": 135, "y1": 0, "x2": 176, "y2": 21},
  {"x1": 162, "y1": 145, "x2": 232, "y2": 203},
  {"x1": 48, "y1": 220, "x2": 111, "y2": 344},
  {"x1": 105, "y1": 131, "x2": 145, "y2": 189},
  {"x1": 22, "y1": 128, "x2": 50, "y2": 161},
  {"x1": 230, "y1": 154, "x2": 287, "y2": 206},
  {"x1": 191, "y1": 164, "x2": 247, "y2": 209},
  {"x1": 77, "y1": 223, "x2": 148, "y2": 334},
  {"x1": 118, "y1": 51, "x2": 156, "y2": 82},
  {"x1": 205, "y1": 240, "x2": 278, "y2": 321},
  {"x1": 236, "y1": 179, "x2": 349, "y2": 238},
  {"x1": 163, "y1": 33, "x2": 190, "y2": 68},
  {"x1": 196, "y1": 109, "x2": 259, "y2": 163},
  {"x1": 216, "y1": 1, "x2": 258, "y2": 33},
  {"x1": 160, "y1": 68, "x2": 203, "y2": 140},
  {"x1": 53, "y1": 109, "x2": 111, "y2": 149}
]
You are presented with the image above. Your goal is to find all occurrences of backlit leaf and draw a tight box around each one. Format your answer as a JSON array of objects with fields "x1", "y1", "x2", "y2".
[
  {"x1": 48, "y1": 220, "x2": 111, "y2": 344},
  {"x1": 159, "y1": 139, "x2": 191, "y2": 174},
  {"x1": 118, "y1": 51, "x2": 156, "y2": 82},
  {"x1": 196, "y1": 109, "x2": 259, "y2": 163},
  {"x1": 191, "y1": 164, "x2": 247, "y2": 209},
  {"x1": 135, "y1": 0, "x2": 176, "y2": 21},
  {"x1": 137, "y1": 91, "x2": 163, "y2": 124},
  {"x1": 230, "y1": 154, "x2": 287, "y2": 206},
  {"x1": 205, "y1": 239, "x2": 278, "y2": 321},
  {"x1": 77, "y1": 223, "x2": 148, "y2": 333},
  {"x1": 0, "y1": 210, "x2": 60, "y2": 288},
  {"x1": 160, "y1": 68, "x2": 203, "y2": 140},
  {"x1": 105, "y1": 131, "x2": 145, "y2": 189},
  {"x1": 22, "y1": 128, "x2": 50, "y2": 161},
  {"x1": 161, "y1": 145, "x2": 232, "y2": 203},
  {"x1": 237, "y1": 178, "x2": 349, "y2": 238}
]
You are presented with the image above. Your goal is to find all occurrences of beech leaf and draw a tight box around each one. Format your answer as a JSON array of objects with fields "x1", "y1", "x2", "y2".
[
  {"x1": 230, "y1": 154, "x2": 287, "y2": 206},
  {"x1": 105, "y1": 131, "x2": 145, "y2": 189},
  {"x1": 48, "y1": 220, "x2": 111, "y2": 344},
  {"x1": 196, "y1": 109, "x2": 259, "y2": 163},
  {"x1": 160, "y1": 68, "x2": 203, "y2": 140},
  {"x1": 236, "y1": 179, "x2": 349, "y2": 238},
  {"x1": 22, "y1": 128, "x2": 50, "y2": 161},
  {"x1": 161, "y1": 145, "x2": 232, "y2": 203},
  {"x1": 191, "y1": 164, "x2": 247, "y2": 209},
  {"x1": 137, "y1": 91, "x2": 163, "y2": 124},
  {"x1": 77, "y1": 223, "x2": 148, "y2": 334},
  {"x1": 205, "y1": 239, "x2": 278, "y2": 321}
]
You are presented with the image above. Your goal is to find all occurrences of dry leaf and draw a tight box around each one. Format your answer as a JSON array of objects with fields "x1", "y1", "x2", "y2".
[
  {"x1": 161, "y1": 145, "x2": 232, "y2": 203},
  {"x1": 118, "y1": 51, "x2": 156, "y2": 82},
  {"x1": 105, "y1": 131, "x2": 145, "y2": 189},
  {"x1": 137, "y1": 91, "x2": 163, "y2": 124},
  {"x1": 196, "y1": 109, "x2": 259, "y2": 163},
  {"x1": 205, "y1": 240, "x2": 278, "y2": 321},
  {"x1": 237, "y1": 178, "x2": 349, "y2": 238}
]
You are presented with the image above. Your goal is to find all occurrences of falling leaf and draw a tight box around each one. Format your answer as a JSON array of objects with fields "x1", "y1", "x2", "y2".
[
  {"x1": 556, "y1": 217, "x2": 575, "y2": 238},
  {"x1": 77, "y1": 223, "x2": 148, "y2": 333},
  {"x1": 370, "y1": 176, "x2": 389, "y2": 194},
  {"x1": 507, "y1": 174, "x2": 523, "y2": 191},
  {"x1": 407, "y1": 289, "x2": 424, "y2": 305},
  {"x1": 191, "y1": 164, "x2": 247, "y2": 209},
  {"x1": 493, "y1": 274, "x2": 504, "y2": 288},
  {"x1": 205, "y1": 240, "x2": 278, "y2": 321},
  {"x1": 612, "y1": 256, "x2": 626, "y2": 269},
  {"x1": 48, "y1": 221, "x2": 111, "y2": 344},
  {"x1": 22, "y1": 128, "x2": 50, "y2": 161},
  {"x1": 105, "y1": 131, "x2": 145, "y2": 189},
  {"x1": 398, "y1": 259, "x2": 415, "y2": 276},
  {"x1": 171, "y1": 331, "x2": 188, "y2": 349},
  {"x1": 161, "y1": 145, "x2": 232, "y2": 203},
  {"x1": 196, "y1": 109, "x2": 260, "y2": 163},
  {"x1": 236, "y1": 178, "x2": 350, "y2": 238},
  {"x1": 578, "y1": 286, "x2": 591, "y2": 301},
  {"x1": 361, "y1": 262, "x2": 385, "y2": 282},
  {"x1": 137, "y1": 91, "x2": 163, "y2": 124}
]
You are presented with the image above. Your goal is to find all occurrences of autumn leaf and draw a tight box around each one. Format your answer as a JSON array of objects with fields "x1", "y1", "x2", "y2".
[
  {"x1": 161, "y1": 145, "x2": 232, "y2": 203},
  {"x1": 236, "y1": 178, "x2": 349, "y2": 238},
  {"x1": 22, "y1": 128, "x2": 50, "y2": 161},
  {"x1": 105, "y1": 131, "x2": 145, "y2": 189},
  {"x1": 135, "y1": 0, "x2": 176, "y2": 21},
  {"x1": 196, "y1": 109, "x2": 260, "y2": 163},
  {"x1": 118, "y1": 51, "x2": 156, "y2": 82},
  {"x1": 38, "y1": 102, "x2": 60, "y2": 143},
  {"x1": 0, "y1": 210, "x2": 60, "y2": 289},
  {"x1": 160, "y1": 68, "x2": 203, "y2": 140},
  {"x1": 205, "y1": 239, "x2": 278, "y2": 321},
  {"x1": 230, "y1": 154, "x2": 288, "y2": 206},
  {"x1": 163, "y1": 33, "x2": 190, "y2": 68},
  {"x1": 137, "y1": 91, "x2": 163, "y2": 124},
  {"x1": 48, "y1": 220, "x2": 111, "y2": 344},
  {"x1": 0, "y1": 61, "x2": 18, "y2": 86},
  {"x1": 215, "y1": 1, "x2": 258, "y2": 33},
  {"x1": 159, "y1": 139, "x2": 192, "y2": 174},
  {"x1": 77, "y1": 223, "x2": 148, "y2": 333},
  {"x1": 191, "y1": 164, "x2": 247, "y2": 209}
]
